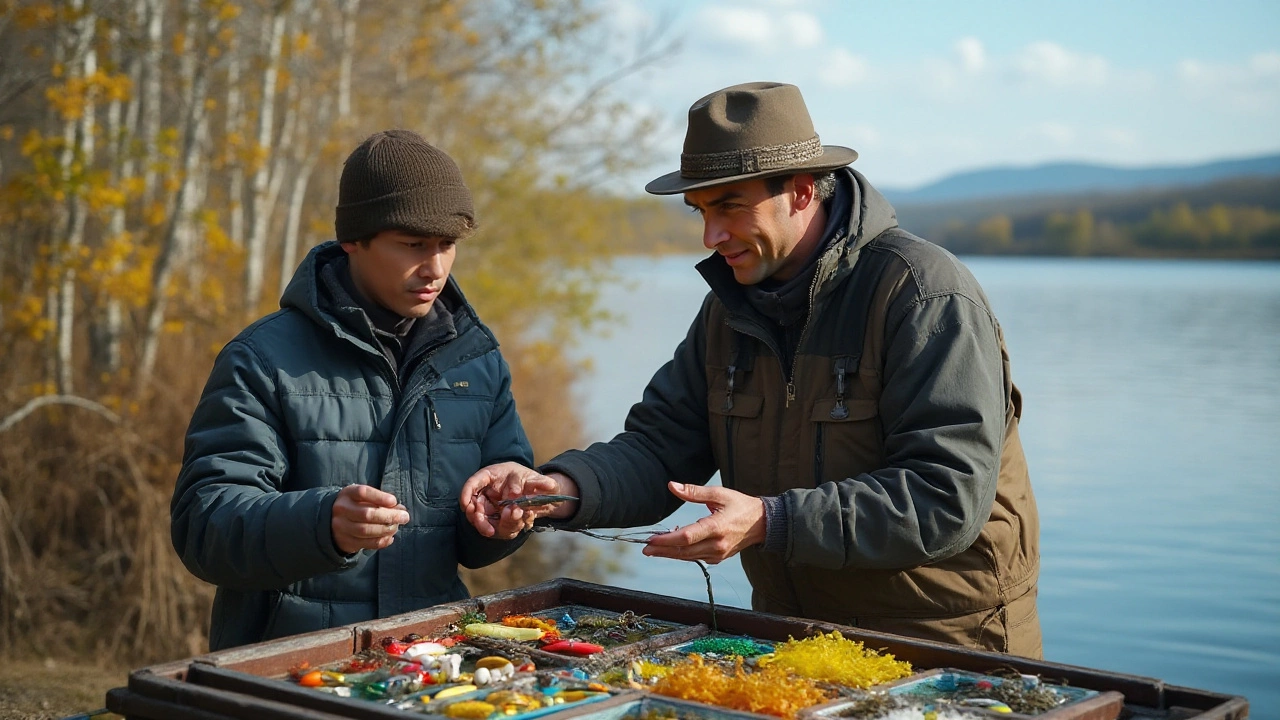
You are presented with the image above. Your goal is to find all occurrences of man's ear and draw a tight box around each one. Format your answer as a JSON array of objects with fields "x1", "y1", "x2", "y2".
[
  {"x1": 339, "y1": 241, "x2": 358, "y2": 255},
  {"x1": 791, "y1": 173, "x2": 817, "y2": 212}
]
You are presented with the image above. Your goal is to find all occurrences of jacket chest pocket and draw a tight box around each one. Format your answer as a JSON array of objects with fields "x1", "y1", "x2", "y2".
[
  {"x1": 707, "y1": 392, "x2": 767, "y2": 495},
  {"x1": 413, "y1": 382, "x2": 493, "y2": 505},
  {"x1": 809, "y1": 398, "x2": 881, "y2": 486},
  {"x1": 707, "y1": 353, "x2": 772, "y2": 494}
]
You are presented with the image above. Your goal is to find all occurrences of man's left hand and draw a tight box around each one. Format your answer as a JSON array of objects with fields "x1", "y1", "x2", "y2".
[{"x1": 643, "y1": 482, "x2": 766, "y2": 564}]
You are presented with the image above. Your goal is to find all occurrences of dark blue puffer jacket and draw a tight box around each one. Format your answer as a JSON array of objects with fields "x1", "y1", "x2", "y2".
[{"x1": 171, "y1": 241, "x2": 533, "y2": 650}]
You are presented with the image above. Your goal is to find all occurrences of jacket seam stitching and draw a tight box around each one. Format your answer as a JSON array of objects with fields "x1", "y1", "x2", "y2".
[{"x1": 873, "y1": 243, "x2": 997, "y2": 325}]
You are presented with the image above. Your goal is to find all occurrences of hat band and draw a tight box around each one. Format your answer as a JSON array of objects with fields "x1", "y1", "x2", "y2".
[{"x1": 680, "y1": 135, "x2": 823, "y2": 179}]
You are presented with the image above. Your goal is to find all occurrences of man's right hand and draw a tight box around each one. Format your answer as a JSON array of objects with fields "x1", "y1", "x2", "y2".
[
  {"x1": 460, "y1": 462, "x2": 579, "y2": 540},
  {"x1": 331, "y1": 484, "x2": 410, "y2": 555}
]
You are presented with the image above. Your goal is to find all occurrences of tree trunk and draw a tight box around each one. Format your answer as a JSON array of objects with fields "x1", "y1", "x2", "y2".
[
  {"x1": 279, "y1": 154, "x2": 316, "y2": 291},
  {"x1": 243, "y1": 6, "x2": 287, "y2": 313},
  {"x1": 91, "y1": 24, "x2": 131, "y2": 375},
  {"x1": 137, "y1": 5, "x2": 212, "y2": 390},
  {"x1": 178, "y1": 7, "x2": 210, "y2": 293},
  {"x1": 337, "y1": 0, "x2": 359, "y2": 123},
  {"x1": 225, "y1": 33, "x2": 244, "y2": 245},
  {"x1": 55, "y1": 0, "x2": 96, "y2": 395},
  {"x1": 140, "y1": 0, "x2": 163, "y2": 207}
]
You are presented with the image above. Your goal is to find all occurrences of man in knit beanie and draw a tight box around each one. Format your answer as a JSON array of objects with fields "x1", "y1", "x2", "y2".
[{"x1": 171, "y1": 130, "x2": 553, "y2": 650}]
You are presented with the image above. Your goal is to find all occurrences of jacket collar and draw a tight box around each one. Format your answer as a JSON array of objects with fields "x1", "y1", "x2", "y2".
[{"x1": 281, "y1": 241, "x2": 496, "y2": 369}]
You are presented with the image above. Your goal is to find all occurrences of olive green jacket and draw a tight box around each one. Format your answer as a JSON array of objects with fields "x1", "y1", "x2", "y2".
[{"x1": 545, "y1": 170, "x2": 1042, "y2": 656}]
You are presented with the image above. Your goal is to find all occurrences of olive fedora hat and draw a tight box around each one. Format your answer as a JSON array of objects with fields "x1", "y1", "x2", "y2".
[{"x1": 645, "y1": 81, "x2": 858, "y2": 195}]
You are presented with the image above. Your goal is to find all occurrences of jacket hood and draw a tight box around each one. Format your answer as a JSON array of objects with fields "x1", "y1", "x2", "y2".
[
  {"x1": 811, "y1": 167, "x2": 898, "y2": 303},
  {"x1": 841, "y1": 167, "x2": 898, "y2": 255},
  {"x1": 281, "y1": 241, "x2": 346, "y2": 324}
]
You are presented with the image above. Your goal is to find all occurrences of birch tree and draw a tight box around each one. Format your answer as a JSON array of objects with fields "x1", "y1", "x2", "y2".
[
  {"x1": 0, "y1": 0, "x2": 673, "y2": 663},
  {"x1": 137, "y1": 0, "x2": 230, "y2": 385},
  {"x1": 242, "y1": 0, "x2": 287, "y2": 311},
  {"x1": 51, "y1": 0, "x2": 97, "y2": 394}
]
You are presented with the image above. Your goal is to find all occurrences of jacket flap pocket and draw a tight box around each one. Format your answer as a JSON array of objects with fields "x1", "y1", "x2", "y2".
[
  {"x1": 810, "y1": 398, "x2": 876, "y2": 422},
  {"x1": 710, "y1": 394, "x2": 764, "y2": 418}
]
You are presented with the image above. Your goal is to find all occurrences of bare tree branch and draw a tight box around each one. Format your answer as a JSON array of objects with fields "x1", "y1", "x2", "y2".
[{"x1": 0, "y1": 395, "x2": 122, "y2": 434}]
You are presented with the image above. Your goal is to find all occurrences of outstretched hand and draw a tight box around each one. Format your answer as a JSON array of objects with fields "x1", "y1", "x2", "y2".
[
  {"x1": 460, "y1": 462, "x2": 579, "y2": 540},
  {"x1": 643, "y1": 482, "x2": 767, "y2": 564},
  {"x1": 331, "y1": 484, "x2": 410, "y2": 555}
]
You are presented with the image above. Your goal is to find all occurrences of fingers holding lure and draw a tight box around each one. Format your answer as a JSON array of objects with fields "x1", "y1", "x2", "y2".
[
  {"x1": 499, "y1": 494, "x2": 578, "y2": 509},
  {"x1": 485, "y1": 494, "x2": 579, "y2": 522},
  {"x1": 487, "y1": 495, "x2": 579, "y2": 541}
]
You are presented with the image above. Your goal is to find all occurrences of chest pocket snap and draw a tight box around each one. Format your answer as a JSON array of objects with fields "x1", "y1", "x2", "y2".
[{"x1": 810, "y1": 398, "x2": 879, "y2": 487}]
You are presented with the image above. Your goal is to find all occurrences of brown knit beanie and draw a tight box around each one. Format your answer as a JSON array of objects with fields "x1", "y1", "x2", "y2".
[{"x1": 334, "y1": 129, "x2": 475, "y2": 243}]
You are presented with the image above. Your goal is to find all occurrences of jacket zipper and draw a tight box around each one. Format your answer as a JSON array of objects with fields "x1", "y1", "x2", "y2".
[
  {"x1": 390, "y1": 343, "x2": 456, "y2": 442},
  {"x1": 724, "y1": 413, "x2": 736, "y2": 487},
  {"x1": 785, "y1": 264, "x2": 825, "y2": 407},
  {"x1": 722, "y1": 363, "x2": 737, "y2": 486},
  {"x1": 813, "y1": 422, "x2": 824, "y2": 486},
  {"x1": 425, "y1": 394, "x2": 441, "y2": 430}
]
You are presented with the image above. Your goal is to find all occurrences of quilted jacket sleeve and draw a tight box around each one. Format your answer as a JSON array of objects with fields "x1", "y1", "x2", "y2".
[{"x1": 170, "y1": 340, "x2": 357, "y2": 591}]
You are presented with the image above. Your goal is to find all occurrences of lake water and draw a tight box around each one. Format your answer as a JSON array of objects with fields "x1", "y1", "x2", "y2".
[{"x1": 560, "y1": 254, "x2": 1280, "y2": 716}]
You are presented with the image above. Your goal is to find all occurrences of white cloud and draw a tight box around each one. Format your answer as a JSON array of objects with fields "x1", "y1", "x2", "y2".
[
  {"x1": 1100, "y1": 127, "x2": 1138, "y2": 148},
  {"x1": 819, "y1": 47, "x2": 870, "y2": 88},
  {"x1": 955, "y1": 37, "x2": 986, "y2": 74},
  {"x1": 1180, "y1": 51, "x2": 1280, "y2": 86},
  {"x1": 698, "y1": 6, "x2": 824, "y2": 50},
  {"x1": 1025, "y1": 121, "x2": 1076, "y2": 146},
  {"x1": 781, "y1": 12, "x2": 824, "y2": 48},
  {"x1": 601, "y1": 0, "x2": 654, "y2": 35},
  {"x1": 701, "y1": 6, "x2": 773, "y2": 45},
  {"x1": 843, "y1": 123, "x2": 881, "y2": 149},
  {"x1": 1015, "y1": 41, "x2": 1108, "y2": 86},
  {"x1": 1250, "y1": 51, "x2": 1280, "y2": 76},
  {"x1": 1175, "y1": 52, "x2": 1280, "y2": 112},
  {"x1": 1177, "y1": 59, "x2": 1209, "y2": 83}
]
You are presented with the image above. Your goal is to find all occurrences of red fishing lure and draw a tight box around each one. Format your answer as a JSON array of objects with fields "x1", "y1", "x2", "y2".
[{"x1": 540, "y1": 639, "x2": 603, "y2": 656}]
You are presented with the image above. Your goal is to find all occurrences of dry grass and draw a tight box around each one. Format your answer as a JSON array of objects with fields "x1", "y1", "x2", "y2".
[
  {"x1": 0, "y1": 341, "x2": 214, "y2": 666},
  {"x1": 0, "y1": 656, "x2": 124, "y2": 719}
]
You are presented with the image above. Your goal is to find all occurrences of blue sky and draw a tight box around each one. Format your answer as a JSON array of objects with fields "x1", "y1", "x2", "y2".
[{"x1": 599, "y1": 0, "x2": 1280, "y2": 190}]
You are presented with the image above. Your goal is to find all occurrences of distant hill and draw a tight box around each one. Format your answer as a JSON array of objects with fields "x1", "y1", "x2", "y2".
[
  {"x1": 883, "y1": 153, "x2": 1280, "y2": 205},
  {"x1": 901, "y1": 175, "x2": 1280, "y2": 259},
  {"x1": 612, "y1": 171, "x2": 1280, "y2": 260},
  {"x1": 896, "y1": 175, "x2": 1280, "y2": 237}
]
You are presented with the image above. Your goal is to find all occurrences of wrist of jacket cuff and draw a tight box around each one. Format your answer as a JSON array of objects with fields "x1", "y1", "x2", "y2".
[{"x1": 760, "y1": 494, "x2": 790, "y2": 553}]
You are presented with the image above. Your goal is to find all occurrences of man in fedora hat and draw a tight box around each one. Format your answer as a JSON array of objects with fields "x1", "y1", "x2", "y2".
[
  {"x1": 172, "y1": 130, "x2": 545, "y2": 650},
  {"x1": 461, "y1": 83, "x2": 1042, "y2": 656}
]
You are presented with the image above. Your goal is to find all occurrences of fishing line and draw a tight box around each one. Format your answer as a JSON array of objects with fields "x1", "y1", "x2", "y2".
[{"x1": 535, "y1": 526, "x2": 717, "y2": 632}]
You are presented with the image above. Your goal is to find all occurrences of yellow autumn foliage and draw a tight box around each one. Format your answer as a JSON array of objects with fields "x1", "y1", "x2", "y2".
[{"x1": 0, "y1": 0, "x2": 665, "y2": 669}]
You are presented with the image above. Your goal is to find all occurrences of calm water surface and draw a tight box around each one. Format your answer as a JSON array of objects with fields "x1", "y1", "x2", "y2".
[{"x1": 562, "y1": 255, "x2": 1280, "y2": 716}]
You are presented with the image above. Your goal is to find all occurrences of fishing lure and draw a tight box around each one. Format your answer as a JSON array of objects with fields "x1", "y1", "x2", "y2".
[
  {"x1": 442, "y1": 700, "x2": 494, "y2": 719},
  {"x1": 498, "y1": 494, "x2": 578, "y2": 508},
  {"x1": 540, "y1": 639, "x2": 604, "y2": 656},
  {"x1": 464, "y1": 622, "x2": 544, "y2": 641}
]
